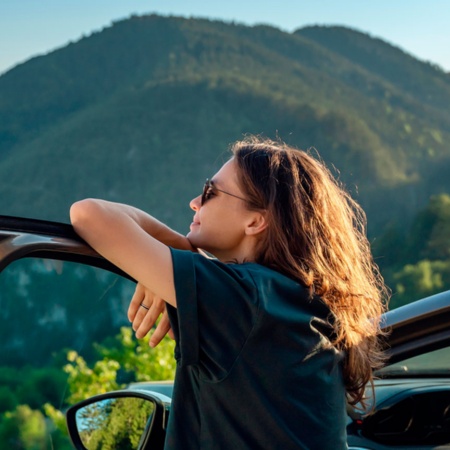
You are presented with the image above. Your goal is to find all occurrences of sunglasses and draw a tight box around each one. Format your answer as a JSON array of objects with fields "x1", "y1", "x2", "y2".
[{"x1": 201, "y1": 179, "x2": 248, "y2": 206}]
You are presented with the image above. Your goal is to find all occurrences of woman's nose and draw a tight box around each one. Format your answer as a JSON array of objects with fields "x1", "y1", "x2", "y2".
[{"x1": 190, "y1": 195, "x2": 201, "y2": 211}]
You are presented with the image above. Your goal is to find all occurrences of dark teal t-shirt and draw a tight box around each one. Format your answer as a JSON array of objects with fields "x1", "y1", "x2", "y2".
[{"x1": 165, "y1": 249, "x2": 348, "y2": 450}]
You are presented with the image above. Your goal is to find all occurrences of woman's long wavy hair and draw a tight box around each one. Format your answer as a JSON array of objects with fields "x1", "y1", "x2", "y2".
[{"x1": 232, "y1": 136, "x2": 389, "y2": 406}]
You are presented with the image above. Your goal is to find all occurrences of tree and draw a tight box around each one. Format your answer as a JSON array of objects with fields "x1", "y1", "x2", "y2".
[
  {"x1": 45, "y1": 326, "x2": 175, "y2": 439},
  {"x1": 407, "y1": 194, "x2": 450, "y2": 262},
  {"x1": 94, "y1": 327, "x2": 176, "y2": 383},
  {"x1": 62, "y1": 327, "x2": 175, "y2": 405},
  {"x1": 0, "y1": 405, "x2": 47, "y2": 450},
  {"x1": 16, "y1": 367, "x2": 68, "y2": 410},
  {"x1": 0, "y1": 386, "x2": 18, "y2": 415},
  {"x1": 391, "y1": 259, "x2": 450, "y2": 309}
]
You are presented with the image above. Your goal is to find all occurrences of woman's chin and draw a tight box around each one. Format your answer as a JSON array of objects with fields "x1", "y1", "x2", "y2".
[{"x1": 186, "y1": 229, "x2": 200, "y2": 245}]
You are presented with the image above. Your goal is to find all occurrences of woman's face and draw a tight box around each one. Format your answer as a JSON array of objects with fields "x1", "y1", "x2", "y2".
[{"x1": 187, "y1": 159, "x2": 258, "y2": 262}]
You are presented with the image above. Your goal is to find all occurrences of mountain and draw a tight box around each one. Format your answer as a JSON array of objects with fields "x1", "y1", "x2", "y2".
[{"x1": 0, "y1": 15, "x2": 449, "y2": 235}]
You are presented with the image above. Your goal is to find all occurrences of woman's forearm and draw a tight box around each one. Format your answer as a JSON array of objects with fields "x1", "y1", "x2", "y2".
[
  {"x1": 129, "y1": 206, "x2": 194, "y2": 250},
  {"x1": 71, "y1": 199, "x2": 195, "y2": 251}
]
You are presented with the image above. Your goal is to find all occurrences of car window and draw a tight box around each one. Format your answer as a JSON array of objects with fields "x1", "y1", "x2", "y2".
[
  {"x1": 377, "y1": 346, "x2": 450, "y2": 377},
  {"x1": 0, "y1": 257, "x2": 135, "y2": 449}
]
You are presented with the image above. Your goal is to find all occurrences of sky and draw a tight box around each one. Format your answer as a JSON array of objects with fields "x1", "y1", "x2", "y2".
[{"x1": 1, "y1": 0, "x2": 449, "y2": 75}]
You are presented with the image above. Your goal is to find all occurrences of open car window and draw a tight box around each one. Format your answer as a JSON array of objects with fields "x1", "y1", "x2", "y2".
[{"x1": 0, "y1": 256, "x2": 135, "y2": 448}]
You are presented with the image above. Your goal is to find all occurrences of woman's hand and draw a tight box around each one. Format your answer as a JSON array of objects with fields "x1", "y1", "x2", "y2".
[{"x1": 128, "y1": 282, "x2": 174, "y2": 347}]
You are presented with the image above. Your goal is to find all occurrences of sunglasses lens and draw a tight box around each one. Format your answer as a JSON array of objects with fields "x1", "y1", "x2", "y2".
[{"x1": 201, "y1": 180, "x2": 210, "y2": 206}]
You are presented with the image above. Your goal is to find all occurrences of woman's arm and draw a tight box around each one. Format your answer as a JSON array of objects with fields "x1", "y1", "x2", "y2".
[
  {"x1": 70, "y1": 199, "x2": 181, "y2": 307},
  {"x1": 133, "y1": 212, "x2": 195, "y2": 251}
]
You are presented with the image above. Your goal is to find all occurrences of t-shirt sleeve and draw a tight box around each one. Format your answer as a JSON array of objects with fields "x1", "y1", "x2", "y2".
[{"x1": 167, "y1": 248, "x2": 259, "y2": 381}]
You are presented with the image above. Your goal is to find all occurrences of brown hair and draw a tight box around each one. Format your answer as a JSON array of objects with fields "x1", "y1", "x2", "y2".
[{"x1": 232, "y1": 136, "x2": 389, "y2": 406}]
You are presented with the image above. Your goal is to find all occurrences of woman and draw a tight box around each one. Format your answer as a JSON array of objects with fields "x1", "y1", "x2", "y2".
[{"x1": 70, "y1": 136, "x2": 388, "y2": 449}]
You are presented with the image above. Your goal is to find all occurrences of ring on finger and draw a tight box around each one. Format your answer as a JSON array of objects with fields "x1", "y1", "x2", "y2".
[{"x1": 140, "y1": 302, "x2": 150, "y2": 311}]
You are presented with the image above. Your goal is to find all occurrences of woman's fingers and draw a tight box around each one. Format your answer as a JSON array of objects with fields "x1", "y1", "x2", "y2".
[
  {"x1": 134, "y1": 296, "x2": 165, "y2": 338},
  {"x1": 129, "y1": 283, "x2": 160, "y2": 333},
  {"x1": 128, "y1": 282, "x2": 147, "y2": 322},
  {"x1": 128, "y1": 283, "x2": 173, "y2": 345},
  {"x1": 149, "y1": 309, "x2": 172, "y2": 347}
]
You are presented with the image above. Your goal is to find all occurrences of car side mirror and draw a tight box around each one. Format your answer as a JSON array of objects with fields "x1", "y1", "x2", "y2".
[{"x1": 66, "y1": 390, "x2": 171, "y2": 450}]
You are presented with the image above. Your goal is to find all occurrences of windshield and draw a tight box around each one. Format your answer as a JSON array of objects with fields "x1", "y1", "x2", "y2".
[{"x1": 377, "y1": 346, "x2": 450, "y2": 377}]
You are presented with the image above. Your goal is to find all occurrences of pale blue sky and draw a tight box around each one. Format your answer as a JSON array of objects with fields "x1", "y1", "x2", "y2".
[{"x1": 1, "y1": 0, "x2": 449, "y2": 75}]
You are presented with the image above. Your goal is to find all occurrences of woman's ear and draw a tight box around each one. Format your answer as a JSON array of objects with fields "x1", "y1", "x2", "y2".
[{"x1": 244, "y1": 211, "x2": 268, "y2": 236}]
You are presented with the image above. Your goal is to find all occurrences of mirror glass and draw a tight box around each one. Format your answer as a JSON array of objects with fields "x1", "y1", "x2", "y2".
[{"x1": 75, "y1": 396, "x2": 155, "y2": 450}]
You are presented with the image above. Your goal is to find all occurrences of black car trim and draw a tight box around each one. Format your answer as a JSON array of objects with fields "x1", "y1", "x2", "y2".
[{"x1": 0, "y1": 215, "x2": 132, "y2": 279}]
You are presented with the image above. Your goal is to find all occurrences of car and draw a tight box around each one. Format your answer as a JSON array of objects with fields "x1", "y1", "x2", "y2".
[{"x1": 2, "y1": 215, "x2": 450, "y2": 449}]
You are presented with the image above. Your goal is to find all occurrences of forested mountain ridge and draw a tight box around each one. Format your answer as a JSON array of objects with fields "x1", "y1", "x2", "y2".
[
  {"x1": 297, "y1": 26, "x2": 450, "y2": 114},
  {"x1": 0, "y1": 14, "x2": 449, "y2": 234}
]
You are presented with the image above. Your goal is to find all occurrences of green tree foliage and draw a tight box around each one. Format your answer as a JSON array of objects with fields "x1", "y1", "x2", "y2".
[
  {"x1": 407, "y1": 194, "x2": 450, "y2": 262},
  {"x1": 94, "y1": 327, "x2": 176, "y2": 383},
  {"x1": 0, "y1": 366, "x2": 68, "y2": 413},
  {"x1": 390, "y1": 260, "x2": 450, "y2": 309},
  {"x1": 63, "y1": 327, "x2": 175, "y2": 405},
  {"x1": 45, "y1": 326, "x2": 175, "y2": 441},
  {"x1": 374, "y1": 194, "x2": 450, "y2": 309},
  {"x1": 64, "y1": 352, "x2": 121, "y2": 405},
  {"x1": 296, "y1": 25, "x2": 450, "y2": 113},
  {"x1": 0, "y1": 387, "x2": 18, "y2": 415},
  {"x1": 0, "y1": 404, "x2": 72, "y2": 450},
  {"x1": 0, "y1": 405, "x2": 47, "y2": 450},
  {"x1": 0, "y1": 366, "x2": 73, "y2": 449},
  {"x1": 371, "y1": 223, "x2": 407, "y2": 271},
  {"x1": 16, "y1": 368, "x2": 68, "y2": 410},
  {"x1": 0, "y1": 324, "x2": 175, "y2": 449}
]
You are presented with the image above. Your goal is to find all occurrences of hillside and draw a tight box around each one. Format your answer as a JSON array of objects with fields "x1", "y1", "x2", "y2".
[{"x1": 0, "y1": 15, "x2": 449, "y2": 234}]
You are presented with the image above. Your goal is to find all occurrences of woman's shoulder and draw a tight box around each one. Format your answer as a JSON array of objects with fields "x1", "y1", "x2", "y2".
[
  {"x1": 239, "y1": 262, "x2": 303, "y2": 288},
  {"x1": 170, "y1": 249, "x2": 321, "y2": 304},
  {"x1": 242, "y1": 263, "x2": 333, "y2": 319}
]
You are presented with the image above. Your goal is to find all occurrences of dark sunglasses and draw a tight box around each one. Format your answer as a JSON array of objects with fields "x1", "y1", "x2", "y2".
[{"x1": 201, "y1": 179, "x2": 248, "y2": 206}]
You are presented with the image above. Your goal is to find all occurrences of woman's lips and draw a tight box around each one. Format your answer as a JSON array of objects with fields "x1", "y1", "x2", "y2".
[{"x1": 190, "y1": 220, "x2": 200, "y2": 229}]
